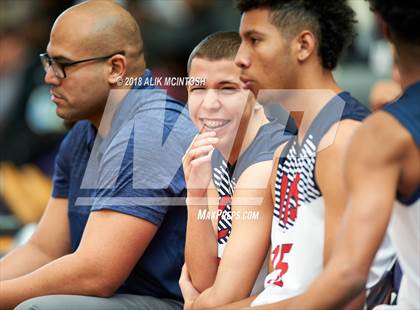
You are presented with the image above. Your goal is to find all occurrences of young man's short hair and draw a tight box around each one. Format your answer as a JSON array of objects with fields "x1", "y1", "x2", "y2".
[
  {"x1": 236, "y1": 0, "x2": 356, "y2": 70},
  {"x1": 368, "y1": 0, "x2": 420, "y2": 46},
  {"x1": 187, "y1": 31, "x2": 241, "y2": 73}
]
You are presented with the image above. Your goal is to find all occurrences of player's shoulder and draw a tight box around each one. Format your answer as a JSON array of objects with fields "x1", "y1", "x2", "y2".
[
  {"x1": 240, "y1": 160, "x2": 273, "y2": 179},
  {"x1": 311, "y1": 91, "x2": 369, "y2": 153},
  {"x1": 348, "y1": 111, "x2": 413, "y2": 164},
  {"x1": 317, "y1": 118, "x2": 361, "y2": 158},
  {"x1": 362, "y1": 111, "x2": 412, "y2": 148}
]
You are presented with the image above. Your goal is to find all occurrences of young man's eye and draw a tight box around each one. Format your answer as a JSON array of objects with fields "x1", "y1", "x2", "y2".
[
  {"x1": 219, "y1": 88, "x2": 239, "y2": 95},
  {"x1": 250, "y1": 37, "x2": 260, "y2": 45}
]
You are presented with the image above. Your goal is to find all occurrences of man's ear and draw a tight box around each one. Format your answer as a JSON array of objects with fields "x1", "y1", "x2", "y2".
[
  {"x1": 295, "y1": 30, "x2": 316, "y2": 63},
  {"x1": 107, "y1": 54, "x2": 127, "y2": 85}
]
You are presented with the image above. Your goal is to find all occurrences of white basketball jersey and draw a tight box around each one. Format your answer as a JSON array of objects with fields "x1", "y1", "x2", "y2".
[
  {"x1": 252, "y1": 93, "x2": 395, "y2": 307},
  {"x1": 388, "y1": 199, "x2": 420, "y2": 309}
]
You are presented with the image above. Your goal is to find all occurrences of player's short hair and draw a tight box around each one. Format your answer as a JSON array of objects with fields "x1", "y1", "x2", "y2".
[
  {"x1": 235, "y1": 0, "x2": 356, "y2": 70},
  {"x1": 368, "y1": 0, "x2": 420, "y2": 45},
  {"x1": 187, "y1": 31, "x2": 241, "y2": 74}
]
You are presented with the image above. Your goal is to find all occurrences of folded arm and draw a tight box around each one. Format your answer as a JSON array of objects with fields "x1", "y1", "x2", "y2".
[
  {"x1": 0, "y1": 197, "x2": 70, "y2": 281},
  {"x1": 0, "y1": 209, "x2": 157, "y2": 309}
]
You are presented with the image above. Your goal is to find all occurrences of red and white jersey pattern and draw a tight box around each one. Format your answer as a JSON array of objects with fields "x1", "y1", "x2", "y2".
[
  {"x1": 274, "y1": 134, "x2": 320, "y2": 232},
  {"x1": 213, "y1": 159, "x2": 235, "y2": 258}
]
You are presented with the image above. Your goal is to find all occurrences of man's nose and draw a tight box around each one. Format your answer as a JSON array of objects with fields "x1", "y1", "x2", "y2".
[
  {"x1": 234, "y1": 43, "x2": 251, "y2": 69},
  {"x1": 202, "y1": 89, "x2": 221, "y2": 110},
  {"x1": 44, "y1": 66, "x2": 60, "y2": 86}
]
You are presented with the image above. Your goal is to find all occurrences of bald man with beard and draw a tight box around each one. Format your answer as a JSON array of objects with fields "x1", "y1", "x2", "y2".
[{"x1": 0, "y1": 1, "x2": 196, "y2": 309}]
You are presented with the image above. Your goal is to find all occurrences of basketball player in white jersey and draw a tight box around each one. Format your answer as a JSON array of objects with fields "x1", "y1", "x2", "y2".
[
  {"x1": 179, "y1": 32, "x2": 294, "y2": 309},
  {"x1": 214, "y1": 0, "x2": 395, "y2": 308},
  {"x1": 288, "y1": 1, "x2": 420, "y2": 308}
]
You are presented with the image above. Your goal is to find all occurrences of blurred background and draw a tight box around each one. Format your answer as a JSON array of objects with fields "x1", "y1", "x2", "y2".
[{"x1": 0, "y1": 0, "x2": 399, "y2": 256}]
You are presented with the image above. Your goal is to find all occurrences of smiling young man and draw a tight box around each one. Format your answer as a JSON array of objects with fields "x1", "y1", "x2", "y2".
[
  {"x1": 0, "y1": 1, "x2": 196, "y2": 309},
  {"x1": 179, "y1": 32, "x2": 294, "y2": 309},
  {"x1": 214, "y1": 1, "x2": 395, "y2": 309}
]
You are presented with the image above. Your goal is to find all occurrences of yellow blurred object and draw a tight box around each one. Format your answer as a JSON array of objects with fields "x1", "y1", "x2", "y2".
[
  {"x1": 0, "y1": 162, "x2": 51, "y2": 224},
  {"x1": 0, "y1": 235, "x2": 14, "y2": 253}
]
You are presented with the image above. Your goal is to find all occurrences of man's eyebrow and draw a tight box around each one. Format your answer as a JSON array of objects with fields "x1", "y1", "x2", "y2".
[
  {"x1": 242, "y1": 29, "x2": 264, "y2": 38},
  {"x1": 217, "y1": 80, "x2": 240, "y2": 87},
  {"x1": 47, "y1": 54, "x2": 72, "y2": 62},
  {"x1": 53, "y1": 56, "x2": 73, "y2": 62}
]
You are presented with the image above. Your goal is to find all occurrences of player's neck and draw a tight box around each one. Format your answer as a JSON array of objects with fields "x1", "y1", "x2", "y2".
[
  {"x1": 396, "y1": 49, "x2": 420, "y2": 91},
  {"x1": 226, "y1": 106, "x2": 267, "y2": 165},
  {"x1": 239, "y1": 106, "x2": 267, "y2": 156},
  {"x1": 399, "y1": 67, "x2": 420, "y2": 91},
  {"x1": 291, "y1": 70, "x2": 342, "y2": 143}
]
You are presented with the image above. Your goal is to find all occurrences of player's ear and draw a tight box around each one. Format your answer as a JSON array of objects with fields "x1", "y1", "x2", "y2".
[
  {"x1": 295, "y1": 30, "x2": 316, "y2": 63},
  {"x1": 108, "y1": 54, "x2": 127, "y2": 86}
]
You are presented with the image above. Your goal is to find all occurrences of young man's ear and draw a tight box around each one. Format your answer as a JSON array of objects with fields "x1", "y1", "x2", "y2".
[
  {"x1": 295, "y1": 30, "x2": 316, "y2": 63},
  {"x1": 108, "y1": 54, "x2": 127, "y2": 86}
]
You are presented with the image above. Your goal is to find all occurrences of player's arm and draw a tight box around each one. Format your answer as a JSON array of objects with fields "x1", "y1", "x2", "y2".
[
  {"x1": 0, "y1": 197, "x2": 70, "y2": 281},
  {"x1": 183, "y1": 132, "x2": 220, "y2": 292},
  {"x1": 186, "y1": 161, "x2": 273, "y2": 309},
  {"x1": 287, "y1": 112, "x2": 409, "y2": 309},
  {"x1": 0, "y1": 209, "x2": 158, "y2": 309},
  {"x1": 185, "y1": 185, "x2": 220, "y2": 292}
]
